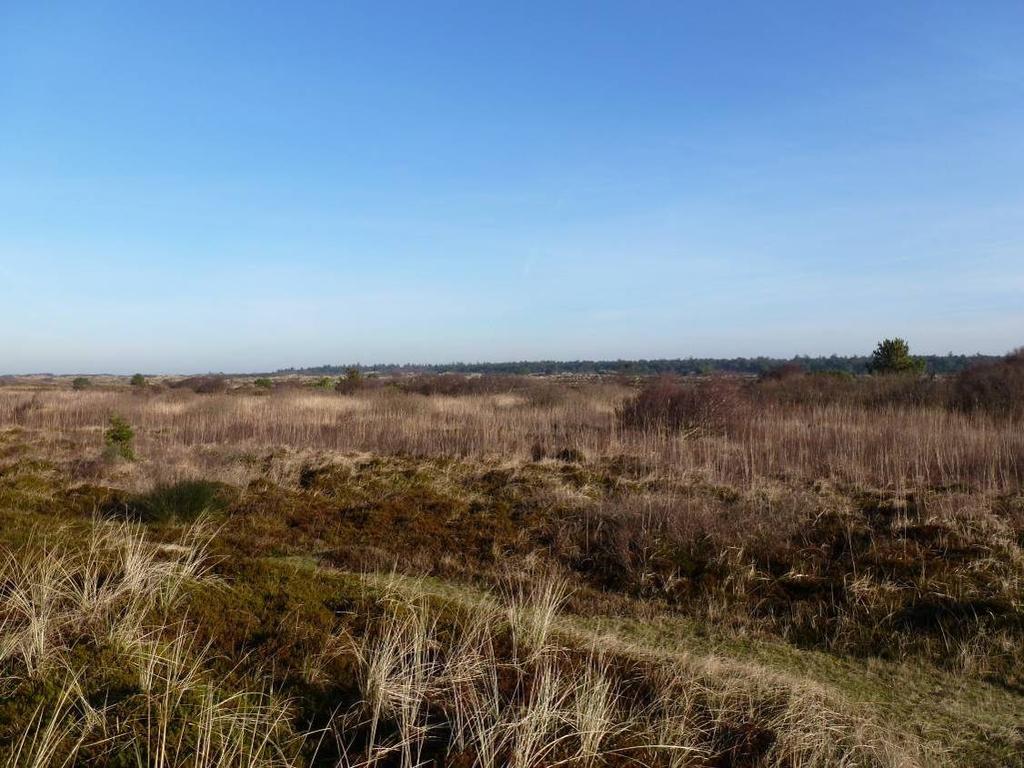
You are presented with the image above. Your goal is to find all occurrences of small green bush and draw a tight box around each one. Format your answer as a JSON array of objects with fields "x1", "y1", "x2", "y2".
[
  {"x1": 868, "y1": 338, "x2": 925, "y2": 375},
  {"x1": 312, "y1": 377, "x2": 334, "y2": 389},
  {"x1": 130, "y1": 373, "x2": 146, "y2": 386},
  {"x1": 104, "y1": 415, "x2": 135, "y2": 460},
  {"x1": 334, "y1": 368, "x2": 364, "y2": 394},
  {"x1": 72, "y1": 377, "x2": 91, "y2": 390},
  {"x1": 254, "y1": 378, "x2": 274, "y2": 390},
  {"x1": 132, "y1": 479, "x2": 232, "y2": 522}
]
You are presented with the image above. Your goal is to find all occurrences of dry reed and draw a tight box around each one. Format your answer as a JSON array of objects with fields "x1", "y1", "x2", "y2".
[{"x1": 1, "y1": 386, "x2": 1020, "y2": 493}]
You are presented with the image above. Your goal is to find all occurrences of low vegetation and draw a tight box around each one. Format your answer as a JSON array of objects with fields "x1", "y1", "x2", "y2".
[
  {"x1": 0, "y1": 355, "x2": 1021, "y2": 765},
  {"x1": 950, "y1": 349, "x2": 1024, "y2": 419},
  {"x1": 103, "y1": 415, "x2": 135, "y2": 461}
]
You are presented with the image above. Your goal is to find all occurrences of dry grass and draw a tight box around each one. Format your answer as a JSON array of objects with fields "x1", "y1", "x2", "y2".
[
  {"x1": 0, "y1": 376, "x2": 1020, "y2": 766},
  {"x1": 0, "y1": 518, "x2": 212, "y2": 676},
  {"x1": 342, "y1": 573, "x2": 925, "y2": 768},
  {"x1": 0, "y1": 519, "x2": 301, "y2": 766},
  {"x1": 1, "y1": 382, "x2": 1021, "y2": 493}
]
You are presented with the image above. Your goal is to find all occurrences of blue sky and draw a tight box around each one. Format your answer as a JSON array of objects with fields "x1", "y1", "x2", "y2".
[{"x1": 2, "y1": 1, "x2": 1022, "y2": 373}]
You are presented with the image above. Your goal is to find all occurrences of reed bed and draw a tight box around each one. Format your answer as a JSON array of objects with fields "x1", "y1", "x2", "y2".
[{"x1": 1, "y1": 385, "x2": 1020, "y2": 493}]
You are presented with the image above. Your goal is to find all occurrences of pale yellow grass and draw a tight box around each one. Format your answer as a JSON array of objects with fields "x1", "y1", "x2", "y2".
[{"x1": 345, "y1": 571, "x2": 927, "y2": 768}]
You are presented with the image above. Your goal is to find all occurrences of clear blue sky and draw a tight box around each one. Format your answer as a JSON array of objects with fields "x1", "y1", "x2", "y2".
[{"x1": 2, "y1": 2, "x2": 1022, "y2": 373}]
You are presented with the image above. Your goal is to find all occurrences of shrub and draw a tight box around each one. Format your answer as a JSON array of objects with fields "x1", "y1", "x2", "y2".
[
  {"x1": 617, "y1": 375, "x2": 749, "y2": 435},
  {"x1": 71, "y1": 377, "x2": 91, "y2": 390},
  {"x1": 129, "y1": 479, "x2": 232, "y2": 522},
  {"x1": 399, "y1": 373, "x2": 496, "y2": 396},
  {"x1": 861, "y1": 374, "x2": 946, "y2": 408},
  {"x1": 172, "y1": 375, "x2": 228, "y2": 394},
  {"x1": 755, "y1": 370, "x2": 947, "y2": 409},
  {"x1": 522, "y1": 379, "x2": 565, "y2": 407},
  {"x1": 312, "y1": 376, "x2": 334, "y2": 389},
  {"x1": 104, "y1": 415, "x2": 135, "y2": 460},
  {"x1": 130, "y1": 373, "x2": 146, "y2": 386},
  {"x1": 754, "y1": 370, "x2": 852, "y2": 407},
  {"x1": 254, "y1": 377, "x2": 274, "y2": 390},
  {"x1": 950, "y1": 349, "x2": 1024, "y2": 419},
  {"x1": 334, "y1": 367, "x2": 364, "y2": 394},
  {"x1": 396, "y1": 373, "x2": 562, "y2": 404},
  {"x1": 759, "y1": 362, "x2": 806, "y2": 381},
  {"x1": 868, "y1": 338, "x2": 925, "y2": 375},
  {"x1": 554, "y1": 446, "x2": 585, "y2": 463}
]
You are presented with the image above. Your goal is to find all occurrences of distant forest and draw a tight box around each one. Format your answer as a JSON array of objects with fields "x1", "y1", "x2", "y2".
[{"x1": 276, "y1": 353, "x2": 1001, "y2": 377}]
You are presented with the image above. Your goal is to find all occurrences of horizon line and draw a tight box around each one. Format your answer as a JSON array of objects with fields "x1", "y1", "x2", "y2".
[{"x1": 2, "y1": 349, "x2": 1010, "y2": 378}]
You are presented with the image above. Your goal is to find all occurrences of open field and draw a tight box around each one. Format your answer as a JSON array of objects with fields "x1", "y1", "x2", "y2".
[{"x1": 0, "y1": 373, "x2": 1021, "y2": 766}]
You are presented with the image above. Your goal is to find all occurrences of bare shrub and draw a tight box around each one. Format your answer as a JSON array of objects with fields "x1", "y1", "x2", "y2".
[
  {"x1": 754, "y1": 371, "x2": 855, "y2": 407},
  {"x1": 172, "y1": 375, "x2": 229, "y2": 394},
  {"x1": 617, "y1": 376, "x2": 750, "y2": 435},
  {"x1": 399, "y1": 373, "x2": 514, "y2": 397},
  {"x1": 334, "y1": 368, "x2": 366, "y2": 394},
  {"x1": 394, "y1": 373, "x2": 564, "y2": 406},
  {"x1": 950, "y1": 349, "x2": 1024, "y2": 419},
  {"x1": 520, "y1": 379, "x2": 565, "y2": 408},
  {"x1": 758, "y1": 362, "x2": 806, "y2": 381},
  {"x1": 754, "y1": 370, "x2": 947, "y2": 409},
  {"x1": 569, "y1": 490, "x2": 809, "y2": 601}
]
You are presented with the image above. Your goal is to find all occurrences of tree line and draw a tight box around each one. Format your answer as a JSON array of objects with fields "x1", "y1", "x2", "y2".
[{"x1": 277, "y1": 351, "x2": 999, "y2": 377}]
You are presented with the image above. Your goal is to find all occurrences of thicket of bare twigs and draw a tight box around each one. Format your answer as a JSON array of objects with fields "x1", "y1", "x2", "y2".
[{"x1": 949, "y1": 349, "x2": 1024, "y2": 419}]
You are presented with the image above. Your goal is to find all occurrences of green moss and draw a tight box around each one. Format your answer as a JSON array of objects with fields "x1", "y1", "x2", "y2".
[{"x1": 0, "y1": 459, "x2": 62, "y2": 512}]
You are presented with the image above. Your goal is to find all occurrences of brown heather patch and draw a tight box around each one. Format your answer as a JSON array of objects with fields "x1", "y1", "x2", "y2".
[{"x1": 16, "y1": 448, "x2": 1019, "y2": 689}]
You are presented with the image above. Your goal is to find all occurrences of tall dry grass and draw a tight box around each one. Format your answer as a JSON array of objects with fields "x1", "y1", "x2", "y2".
[
  {"x1": 0, "y1": 384, "x2": 1020, "y2": 493},
  {"x1": 340, "y1": 573, "x2": 925, "y2": 768},
  {"x1": 0, "y1": 519, "x2": 300, "y2": 766}
]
